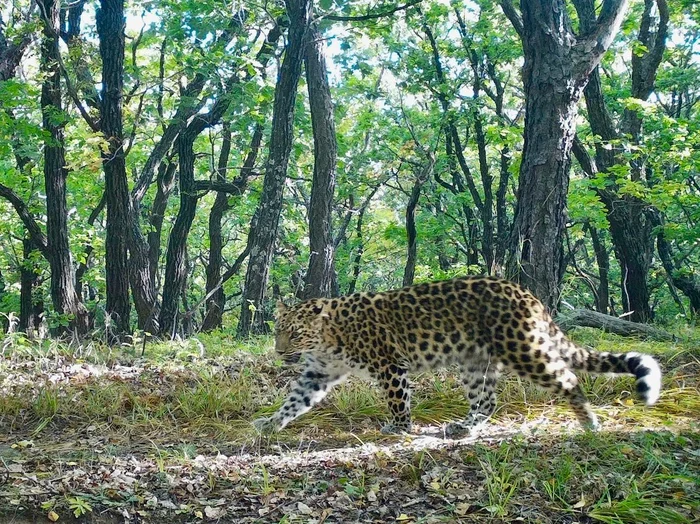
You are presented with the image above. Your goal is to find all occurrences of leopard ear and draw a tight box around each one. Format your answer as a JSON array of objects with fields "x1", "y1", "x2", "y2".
[{"x1": 276, "y1": 300, "x2": 288, "y2": 317}]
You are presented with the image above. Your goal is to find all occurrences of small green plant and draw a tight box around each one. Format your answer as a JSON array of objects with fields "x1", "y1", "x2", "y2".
[
  {"x1": 477, "y1": 443, "x2": 522, "y2": 517},
  {"x1": 66, "y1": 496, "x2": 93, "y2": 518},
  {"x1": 32, "y1": 386, "x2": 59, "y2": 420},
  {"x1": 540, "y1": 454, "x2": 575, "y2": 508}
]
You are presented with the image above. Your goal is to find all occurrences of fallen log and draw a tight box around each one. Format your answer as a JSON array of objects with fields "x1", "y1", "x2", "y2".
[{"x1": 556, "y1": 308, "x2": 674, "y2": 341}]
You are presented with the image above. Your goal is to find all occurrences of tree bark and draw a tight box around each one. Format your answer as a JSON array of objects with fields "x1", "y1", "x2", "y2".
[
  {"x1": 301, "y1": 23, "x2": 337, "y2": 300},
  {"x1": 586, "y1": 224, "x2": 610, "y2": 315},
  {"x1": 38, "y1": 0, "x2": 88, "y2": 336},
  {"x1": 147, "y1": 158, "x2": 177, "y2": 286},
  {"x1": 347, "y1": 206, "x2": 367, "y2": 295},
  {"x1": 97, "y1": 0, "x2": 131, "y2": 336},
  {"x1": 0, "y1": 12, "x2": 32, "y2": 82},
  {"x1": 237, "y1": 0, "x2": 311, "y2": 337},
  {"x1": 402, "y1": 176, "x2": 424, "y2": 287},
  {"x1": 202, "y1": 124, "x2": 233, "y2": 332},
  {"x1": 503, "y1": 0, "x2": 628, "y2": 312},
  {"x1": 402, "y1": 159, "x2": 433, "y2": 287},
  {"x1": 159, "y1": 128, "x2": 200, "y2": 337},
  {"x1": 19, "y1": 239, "x2": 43, "y2": 334}
]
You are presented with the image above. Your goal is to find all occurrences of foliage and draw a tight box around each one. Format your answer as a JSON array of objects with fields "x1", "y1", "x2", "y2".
[{"x1": 0, "y1": 0, "x2": 699, "y2": 336}]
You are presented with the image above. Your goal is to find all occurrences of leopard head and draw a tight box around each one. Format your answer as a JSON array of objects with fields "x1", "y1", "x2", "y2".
[{"x1": 274, "y1": 300, "x2": 331, "y2": 364}]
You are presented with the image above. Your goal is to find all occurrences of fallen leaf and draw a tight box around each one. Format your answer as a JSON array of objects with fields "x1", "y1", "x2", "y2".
[
  {"x1": 297, "y1": 502, "x2": 312, "y2": 515},
  {"x1": 204, "y1": 505, "x2": 226, "y2": 519},
  {"x1": 572, "y1": 494, "x2": 588, "y2": 509}
]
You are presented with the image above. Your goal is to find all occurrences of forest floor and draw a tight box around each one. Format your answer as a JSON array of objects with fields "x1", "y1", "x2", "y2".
[{"x1": 0, "y1": 329, "x2": 698, "y2": 523}]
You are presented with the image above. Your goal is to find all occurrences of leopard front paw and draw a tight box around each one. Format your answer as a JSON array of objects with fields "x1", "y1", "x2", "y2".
[
  {"x1": 252, "y1": 416, "x2": 281, "y2": 434},
  {"x1": 444, "y1": 421, "x2": 472, "y2": 438},
  {"x1": 445, "y1": 417, "x2": 489, "y2": 438},
  {"x1": 380, "y1": 422, "x2": 412, "y2": 435}
]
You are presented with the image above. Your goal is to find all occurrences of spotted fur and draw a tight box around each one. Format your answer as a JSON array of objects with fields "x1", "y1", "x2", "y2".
[{"x1": 252, "y1": 276, "x2": 662, "y2": 436}]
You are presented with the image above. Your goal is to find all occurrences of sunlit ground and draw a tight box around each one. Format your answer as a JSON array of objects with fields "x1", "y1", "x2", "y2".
[{"x1": 1, "y1": 329, "x2": 698, "y2": 522}]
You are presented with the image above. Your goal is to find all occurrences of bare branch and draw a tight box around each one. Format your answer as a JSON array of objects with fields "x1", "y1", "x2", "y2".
[
  {"x1": 571, "y1": 134, "x2": 598, "y2": 178},
  {"x1": 193, "y1": 179, "x2": 253, "y2": 195}
]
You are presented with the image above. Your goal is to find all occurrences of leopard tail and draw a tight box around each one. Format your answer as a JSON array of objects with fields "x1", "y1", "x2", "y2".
[{"x1": 561, "y1": 341, "x2": 662, "y2": 406}]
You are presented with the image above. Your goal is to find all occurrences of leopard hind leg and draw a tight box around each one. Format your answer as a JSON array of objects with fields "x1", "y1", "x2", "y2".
[{"x1": 446, "y1": 357, "x2": 500, "y2": 438}]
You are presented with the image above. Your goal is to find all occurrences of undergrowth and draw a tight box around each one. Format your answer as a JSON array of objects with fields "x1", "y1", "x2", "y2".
[{"x1": 0, "y1": 328, "x2": 698, "y2": 522}]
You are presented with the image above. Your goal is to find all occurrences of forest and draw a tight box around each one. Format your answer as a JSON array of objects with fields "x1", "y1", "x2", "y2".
[
  {"x1": 1, "y1": 0, "x2": 699, "y2": 522},
  {"x1": 0, "y1": 0, "x2": 698, "y2": 339}
]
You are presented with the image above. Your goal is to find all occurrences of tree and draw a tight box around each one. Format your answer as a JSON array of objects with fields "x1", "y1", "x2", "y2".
[
  {"x1": 301, "y1": 22, "x2": 337, "y2": 300},
  {"x1": 500, "y1": 0, "x2": 629, "y2": 312},
  {"x1": 237, "y1": 0, "x2": 311, "y2": 336},
  {"x1": 573, "y1": 0, "x2": 669, "y2": 321},
  {"x1": 38, "y1": 0, "x2": 89, "y2": 335},
  {"x1": 97, "y1": 0, "x2": 131, "y2": 336}
]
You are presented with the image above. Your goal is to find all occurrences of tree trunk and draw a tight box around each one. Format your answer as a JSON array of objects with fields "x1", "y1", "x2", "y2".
[
  {"x1": 655, "y1": 215, "x2": 700, "y2": 315},
  {"x1": 159, "y1": 131, "x2": 199, "y2": 337},
  {"x1": 19, "y1": 240, "x2": 42, "y2": 333},
  {"x1": 506, "y1": 39, "x2": 578, "y2": 309},
  {"x1": 237, "y1": 0, "x2": 310, "y2": 337},
  {"x1": 503, "y1": 0, "x2": 628, "y2": 312},
  {"x1": 347, "y1": 207, "x2": 367, "y2": 295},
  {"x1": 403, "y1": 176, "x2": 424, "y2": 287},
  {"x1": 0, "y1": 14, "x2": 32, "y2": 82},
  {"x1": 147, "y1": 158, "x2": 177, "y2": 286},
  {"x1": 587, "y1": 224, "x2": 610, "y2": 315},
  {"x1": 556, "y1": 308, "x2": 672, "y2": 341},
  {"x1": 129, "y1": 219, "x2": 159, "y2": 332},
  {"x1": 494, "y1": 144, "x2": 511, "y2": 275},
  {"x1": 202, "y1": 125, "x2": 232, "y2": 332},
  {"x1": 97, "y1": 0, "x2": 131, "y2": 336},
  {"x1": 201, "y1": 123, "x2": 263, "y2": 331},
  {"x1": 302, "y1": 23, "x2": 337, "y2": 300},
  {"x1": 38, "y1": 0, "x2": 88, "y2": 336}
]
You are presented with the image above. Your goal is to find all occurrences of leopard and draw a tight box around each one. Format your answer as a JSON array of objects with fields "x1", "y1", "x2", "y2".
[{"x1": 252, "y1": 275, "x2": 662, "y2": 437}]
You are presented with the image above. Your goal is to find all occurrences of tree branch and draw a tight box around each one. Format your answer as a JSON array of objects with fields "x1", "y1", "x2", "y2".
[
  {"x1": 498, "y1": 0, "x2": 523, "y2": 39},
  {"x1": 324, "y1": 0, "x2": 422, "y2": 22},
  {"x1": 572, "y1": 134, "x2": 598, "y2": 178},
  {"x1": 193, "y1": 179, "x2": 253, "y2": 195},
  {"x1": 574, "y1": 0, "x2": 630, "y2": 80},
  {"x1": 0, "y1": 184, "x2": 49, "y2": 257}
]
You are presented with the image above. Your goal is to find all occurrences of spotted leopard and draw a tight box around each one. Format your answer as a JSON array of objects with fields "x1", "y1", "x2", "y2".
[{"x1": 253, "y1": 276, "x2": 662, "y2": 436}]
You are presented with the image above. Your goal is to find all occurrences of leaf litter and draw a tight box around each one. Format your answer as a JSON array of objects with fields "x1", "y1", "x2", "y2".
[{"x1": 1, "y1": 345, "x2": 698, "y2": 523}]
